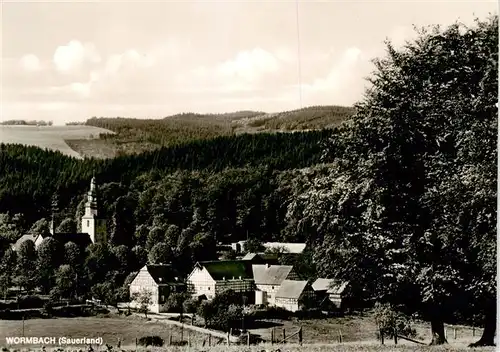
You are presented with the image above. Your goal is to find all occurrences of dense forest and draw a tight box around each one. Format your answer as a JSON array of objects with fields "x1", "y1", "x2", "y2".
[{"x1": 0, "y1": 16, "x2": 496, "y2": 347}]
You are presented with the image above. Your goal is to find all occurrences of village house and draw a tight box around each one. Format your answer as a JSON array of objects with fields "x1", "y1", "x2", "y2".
[
  {"x1": 252, "y1": 264, "x2": 299, "y2": 306},
  {"x1": 11, "y1": 233, "x2": 49, "y2": 251},
  {"x1": 312, "y1": 278, "x2": 348, "y2": 309},
  {"x1": 274, "y1": 280, "x2": 316, "y2": 312},
  {"x1": 186, "y1": 260, "x2": 255, "y2": 300},
  {"x1": 129, "y1": 264, "x2": 184, "y2": 313}
]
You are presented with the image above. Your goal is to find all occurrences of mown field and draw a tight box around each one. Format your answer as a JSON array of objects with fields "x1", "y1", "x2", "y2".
[{"x1": 0, "y1": 125, "x2": 115, "y2": 159}]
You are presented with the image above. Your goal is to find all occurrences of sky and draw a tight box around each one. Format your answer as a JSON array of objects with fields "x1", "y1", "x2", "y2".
[{"x1": 1, "y1": 1, "x2": 497, "y2": 125}]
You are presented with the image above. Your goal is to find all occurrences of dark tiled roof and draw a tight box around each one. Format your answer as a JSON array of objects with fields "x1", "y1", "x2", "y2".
[
  {"x1": 199, "y1": 260, "x2": 253, "y2": 281},
  {"x1": 145, "y1": 264, "x2": 182, "y2": 285},
  {"x1": 52, "y1": 233, "x2": 92, "y2": 249}
]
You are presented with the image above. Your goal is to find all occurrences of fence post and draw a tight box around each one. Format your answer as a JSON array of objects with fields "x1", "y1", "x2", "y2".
[
  {"x1": 454, "y1": 327, "x2": 457, "y2": 340},
  {"x1": 208, "y1": 334, "x2": 211, "y2": 347},
  {"x1": 338, "y1": 329, "x2": 343, "y2": 343},
  {"x1": 169, "y1": 335, "x2": 172, "y2": 346},
  {"x1": 247, "y1": 331, "x2": 250, "y2": 346},
  {"x1": 380, "y1": 328, "x2": 384, "y2": 345},
  {"x1": 394, "y1": 327, "x2": 398, "y2": 345},
  {"x1": 227, "y1": 330, "x2": 230, "y2": 346},
  {"x1": 473, "y1": 327, "x2": 475, "y2": 337},
  {"x1": 283, "y1": 328, "x2": 286, "y2": 343},
  {"x1": 298, "y1": 327, "x2": 303, "y2": 346},
  {"x1": 271, "y1": 328, "x2": 274, "y2": 345}
]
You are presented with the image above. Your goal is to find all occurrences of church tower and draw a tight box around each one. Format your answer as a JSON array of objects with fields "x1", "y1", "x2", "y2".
[{"x1": 81, "y1": 176, "x2": 107, "y2": 243}]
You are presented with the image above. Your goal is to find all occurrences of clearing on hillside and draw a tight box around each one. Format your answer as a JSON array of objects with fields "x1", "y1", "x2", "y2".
[{"x1": 0, "y1": 125, "x2": 115, "y2": 159}]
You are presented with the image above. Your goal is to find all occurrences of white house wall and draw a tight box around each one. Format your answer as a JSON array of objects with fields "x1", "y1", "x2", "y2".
[
  {"x1": 275, "y1": 298, "x2": 300, "y2": 312},
  {"x1": 256, "y1": 284, "x2": 280, "y2": 305},
  {"x1": 129, "y1": 268, "x2": 160, "y2": 313},
  {"x1": 187, "y1": 267, "x2": 216, "y2": 299}
]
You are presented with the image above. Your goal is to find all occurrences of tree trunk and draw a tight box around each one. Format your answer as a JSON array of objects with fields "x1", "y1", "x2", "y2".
[
  {"x1": 429, "y1": 318, "x2": 447, "y2": 345},
  {"x1": 469, "y1": 303, "x2": 496, "y2": 347}
]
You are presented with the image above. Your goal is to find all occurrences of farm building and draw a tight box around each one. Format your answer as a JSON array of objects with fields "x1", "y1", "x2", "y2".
[
  {"x1": 129, "y1": 264, "x2": 185, "y2": 313},
  {"x1": 252, "y1": 264, "x2": 299, "y2": 305},
  {"x1": 274, "y1": 280, "x2": 316, "y2": 312},
  {"x1": 312, "y1": 278, "x2": 348, "y2": 309},
  {"x1": 187, "y1": 260, "x2": 255, "y2": 300}
]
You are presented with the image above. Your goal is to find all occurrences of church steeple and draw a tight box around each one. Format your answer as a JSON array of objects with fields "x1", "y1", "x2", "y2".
[
  {"x1": 84, "y1": 176, "x2": 98, "y2": 218},
  {"x1": 50, "y1": 194, "x2": 59, "y2": 235},
  {"x1": 81, "y1": 175, "x2": 106, "y2": 244}
]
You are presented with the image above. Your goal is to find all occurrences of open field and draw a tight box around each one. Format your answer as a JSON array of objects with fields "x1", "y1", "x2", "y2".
[
  {"x1": 245, "y1": 313, "x2": 485, "y2": 346},
  {"x1": 0, "y1": 125, "x2": 115, "y2": 159},
  {"x1": 0, "y1": 342, "x2": 495, "y2": 352},
  {"x1": 0, "y1": 315, "x2": 208, "y2": 348}
]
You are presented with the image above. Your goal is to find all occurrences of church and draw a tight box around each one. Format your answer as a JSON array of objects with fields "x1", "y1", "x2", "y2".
[{"x1": 12, "y1": 177, "x2": 107, "y2": 251}]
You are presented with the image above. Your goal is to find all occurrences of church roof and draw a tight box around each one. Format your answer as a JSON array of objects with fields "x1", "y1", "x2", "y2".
[{"x1": 52, "y1": 233, "x2": 93, "y2": 249}]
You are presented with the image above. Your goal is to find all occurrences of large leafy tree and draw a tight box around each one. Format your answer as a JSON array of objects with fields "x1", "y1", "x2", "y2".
[{"x1": 287, "y1": 16, "x2": 497, "y2": 345}]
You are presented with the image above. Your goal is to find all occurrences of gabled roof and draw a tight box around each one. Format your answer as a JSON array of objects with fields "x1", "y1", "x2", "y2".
[
  {"x1": 275, "y1": 280, "x2": 310, "y2": 299},
  {"x1": 252, "y1": 264, "x2": 294, "y2": 286},
  {"x1": 242, "y1": 252, "x2": 279, "y2": 262},
  {"x1": 11, "y1": 234, "x2": 37, "y2": 251},
  {"x1": 144, "y1": 264, "x2": 182, "y2": 285},
  {"x1": 198, "y1": 260, "x2": 253, "y2": 281},
  {"x1": 312, "y1": 278, "x2": 348, "y2": 294}
]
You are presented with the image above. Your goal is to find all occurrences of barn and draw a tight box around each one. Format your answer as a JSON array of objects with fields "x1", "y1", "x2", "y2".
[{"x1": 274, "y1": 280, "x2": 315, "y2": 312}]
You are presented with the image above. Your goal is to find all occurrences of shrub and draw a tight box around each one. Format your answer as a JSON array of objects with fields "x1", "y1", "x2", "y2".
[
  {"x1": 182, "y1": 297, "x2": 199, "y2": 314},
  {"x1": 163, "y1": 293, "x2": 190, "y2": 313},
  {"x1": 373, "y1": 302, "x2": 417, "y2": 340},
  {"x1": 137, "y1": 336, "x2": 164, "y2": 347}
]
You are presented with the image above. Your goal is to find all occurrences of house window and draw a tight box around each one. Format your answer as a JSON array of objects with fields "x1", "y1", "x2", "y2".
[
  {"x1": 87, "y1": 220, "x2": 90, "y2": 227},
  {"x1": 208, "y1": 287, "x2": 211, "y2": 290},
  {"x1": 272, "y1": 286, "x2": 274, "y2": 290}
]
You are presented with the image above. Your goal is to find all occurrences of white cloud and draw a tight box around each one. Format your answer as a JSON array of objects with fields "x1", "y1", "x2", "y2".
[
  {"x1": 19, "y1": 54, "x2": 41, "y2": 71},
  {"x1": 216, "y1": 48, "x2": 279, "y2": 81},
  {"x1": 183, "y1": 48, "x2": 282, "y2": 93},
  {"x1": 302, "y1": 47, "x2": 362, "y2": 93},
  {"x1": 53, "y1": 40, "x2": 101, "y2": 73},
  {"x1": 387, "y1": 25, "x2": 418, "y2": 48},
  {"x1": 104, "y1": 49, "x2": 155, "y2": 76}
]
